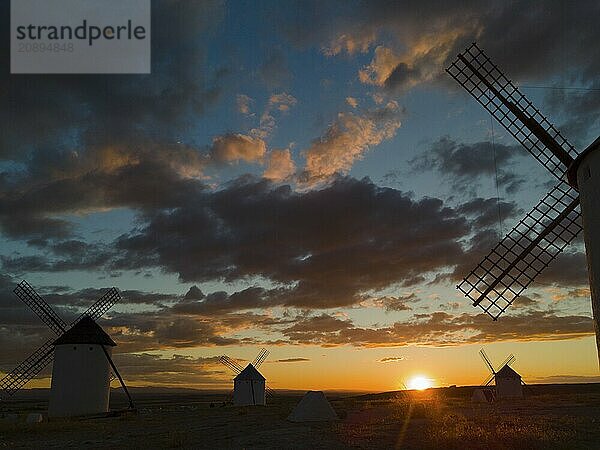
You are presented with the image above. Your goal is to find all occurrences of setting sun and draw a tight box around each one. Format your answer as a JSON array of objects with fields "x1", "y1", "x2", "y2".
[{"x1": 407, "y1": 376, "x2": 432, "y2": 391}]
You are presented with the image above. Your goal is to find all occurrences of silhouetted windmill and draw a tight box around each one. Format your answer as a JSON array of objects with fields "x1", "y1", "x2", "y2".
[
  {"x1": 219, "y1": 348, "x2": 273, "y2": 406},
  {"x1": 479, "y1": 349, "x2": 523, "y2": 399},
  {"x1": 447, "y1": 43, "x2": 600, "y2": 362},
  {"x1": 0, "y1": 280, "x2": 134, "y2": 417}
]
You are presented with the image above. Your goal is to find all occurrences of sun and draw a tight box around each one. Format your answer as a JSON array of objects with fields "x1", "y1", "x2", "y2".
[{"x1": 407, "y1": 376, "x2": 431, "y2": 391}]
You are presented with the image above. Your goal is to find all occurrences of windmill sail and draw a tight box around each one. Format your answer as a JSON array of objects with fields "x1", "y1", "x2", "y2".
[
  {"x1": 76, "y1": 287, "x2": 122, "y2": 323},
  {"x1": 459, "y1": 180, "x2": 582, "y2": 319},
  {"x1": 498, "y1": 354, "x2": 516, "y2": 370},
  {"x1": 483, "y1": 372, "x2": 495, "y2": 386},
  {"x1": 13, "y1": 281, "x2": 67, "y2": 335},
  {"x1": 446, "y1": 43, "x2": 578, "y2": 178},
  {"x1": 479, "y1": 349, "x2": 496, "y2": 373},
  {"x1": 219, "y1": 355, "x2": 243, "y2": 374},
  {"x1": 252, "y1": 348, "x2": 270, "y2": 368},
  {"x1": 0, "y1": 339, "x2": 55, "y2": 398}
]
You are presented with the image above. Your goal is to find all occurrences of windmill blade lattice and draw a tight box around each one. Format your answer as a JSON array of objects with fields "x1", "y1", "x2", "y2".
[
  {"x1": 446, "y1": 43, "x2": 578, "y2": 178},
  {"x1": 13, "y1": 281, "x2": 67, "y2": 335},
  {"x1": 219, "y1": 355, "x2": 243, "y2": 374},
  {"x1": 459, "y1": 180, "x2": 582, "y2": 319},
  {"x1": 479, "y1": 349, "x2": 496, "y2": 373},
  {"x1": 76, "y1": 287, "x2": 122, "y2": 323},
  {"x1": 498, "y1": 354, "x2": 516, "y2": 370},
  {"x1": 252, "y1": 348, "x2": 270, "y2": 368},
  {"x1": 0, "y1": 339, "x2": 55, "y2": 398},
  {"x1": 482, "y1": 372, "x2": 495, "y2": 387}
]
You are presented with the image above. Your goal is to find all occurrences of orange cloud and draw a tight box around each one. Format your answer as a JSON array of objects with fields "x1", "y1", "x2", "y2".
[
  {"x1": 210, "y1": 133, "x2": 266, "y2": 163},
  {"x1": 264, "y1": 149, "x2": 296, "y2": 181},
  {"x1": 302, "y1": 103, "x2": 401, "y2": 184}
]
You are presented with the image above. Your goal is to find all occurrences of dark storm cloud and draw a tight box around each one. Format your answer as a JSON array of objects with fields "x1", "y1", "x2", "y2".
[
  {"x1": 411, "y1": 137, "x2": 528, "y2": 194},
  {"x1": 544, "y1": 86, "x2": 600, "y2": 148},
  {"x1": 173, "y1": 287, "x2": 276, "y2": 315},
  {"x1": 456, "y1": 198, "x2": 521, "y2": 230},
  {"x1": 0, "y1": 155, "x2": 205, "y2": 241},
  {"x1": 537, "y1": 251, "x2": 589, "y2": 287},
  {"x1": 115, "y1": 176, "x2": 469, "y2": 308},
  {"x1": 0, "y1": 1, "x2": 226, "y2": 160}
]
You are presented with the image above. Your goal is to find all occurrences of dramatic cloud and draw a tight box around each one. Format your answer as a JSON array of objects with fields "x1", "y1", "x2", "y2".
[
  {"x1": 263, "y1": 149, "x2": 296, "y2": 182},
  {"x1": 281, "y1": 310, "x2": 594, "y2": 348},
  {"x1": 308, "y1": 1, "x2": 600, "y2": 138},
  {"x1": 209, "y1": 133, "x2": 267, "y2": 163},
  {"x1": 537, "y1": 252, "x2": 589, "y2": 287},
  {"x1": 301, "y1": 103, "x2": 402, "y2": 184},
  {"x1": 112, "y1": 353, "x2": 226, "y2": 388},
  {"x1": 0, "y1": 1, "x2": 227, "y2": 160},
  {"x1": 412, "y1": 137, "x2": 528, "y2": 194},
  {"x1": 0, "y1": 149, "x2": 205, "y2": 241},
  {"x1": 456, "y1": 197, "x2": 521, "y2": 231},
  {"x1": 115, "y1": 176, "x2": 469, "y2": 308}
]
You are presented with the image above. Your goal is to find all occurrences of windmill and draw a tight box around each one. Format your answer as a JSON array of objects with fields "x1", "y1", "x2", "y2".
[
  {"x1": 0, "y1": 280, "x2": 134, "y2": 417},
  {"x1": 479, "y1": 349, "x2": 523, "y2": 399},
  {"x1": 447, "y1": 43, "x2": 600, "y2": 363},
  {"x1": 219, "y1": 348, "x2": 272, "y2": 406}
]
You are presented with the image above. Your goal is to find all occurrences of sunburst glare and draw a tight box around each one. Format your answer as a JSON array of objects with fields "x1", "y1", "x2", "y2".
[{"x1": 407, "y1": 376, "x2": 432, "y2": 390}]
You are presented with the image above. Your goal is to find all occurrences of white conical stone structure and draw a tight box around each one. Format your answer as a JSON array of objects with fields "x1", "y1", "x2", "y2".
[
  {"x1": 494, "y1": 365, "x2": 524, "y2": 399},
  {"x1": 287, "y1": 391, "x2": 338, "y2": 422},
  {"x1": 48, "y1": 317, "x2": 116, "y2": 418},
  {"x1": 233, "y1": 364, "x2": 266, "y2": 406},
  {"x1": 471, "y1": 388, "x2": 494, "y2": 403}
]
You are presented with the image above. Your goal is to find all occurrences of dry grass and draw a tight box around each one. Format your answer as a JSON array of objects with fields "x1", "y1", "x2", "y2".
[{"x1": 1, "y1": 385, "x2": 599, "y2": 449}]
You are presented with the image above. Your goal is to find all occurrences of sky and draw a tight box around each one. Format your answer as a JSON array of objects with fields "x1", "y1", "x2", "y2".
[{"x1": 1, "y1": 0, "x2": 600, "y2": 393}]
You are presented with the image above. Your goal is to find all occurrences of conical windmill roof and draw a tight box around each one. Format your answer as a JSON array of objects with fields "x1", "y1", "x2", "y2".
[
  {"x1": 495, "y1": 365, "x2": 520, "y2": 379},
  {"x1": 234, "y1": 363, "x2": 265, "y2": 381},
  {"x1": 53, "y1": 316, "x2": 116, "y2": 346}
]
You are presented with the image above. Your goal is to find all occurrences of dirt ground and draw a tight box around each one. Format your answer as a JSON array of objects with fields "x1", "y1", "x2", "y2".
[{"x1": 1, "y1": 384, "x2": 599, "y2": 449}]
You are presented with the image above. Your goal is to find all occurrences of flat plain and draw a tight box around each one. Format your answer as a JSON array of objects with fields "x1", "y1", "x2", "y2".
[{"x1": 1, "y1": 384, "x2": 599, "y2": 449}]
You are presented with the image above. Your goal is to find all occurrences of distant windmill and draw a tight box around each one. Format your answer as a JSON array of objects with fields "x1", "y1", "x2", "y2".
[
  {"x1": 447, "y1": 43, "x2": 600, "y2": 363},
  {"x1": 479, "y1": 349, "x2": 523, "y2": 399},
  {"x1": 219, "y1": 348, "x2": 272, "y2": 406},
  {"x1": 0, "y1": 280, "x2": 134, "y2": 417}
]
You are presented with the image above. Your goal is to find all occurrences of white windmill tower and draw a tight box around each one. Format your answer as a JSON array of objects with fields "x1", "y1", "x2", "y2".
[
  {"x1": 0, "y1": 281, "x2": 134, "y2": 418},
  {"x1": 219, "y1": 348, "x2": 271, "y2": 406},
  {"x1": 479, "y1": 349, "x2": 523, "y2": 399},
  {"x1": 447, "y1": 43, "x2": 600, "y2": 364}
]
